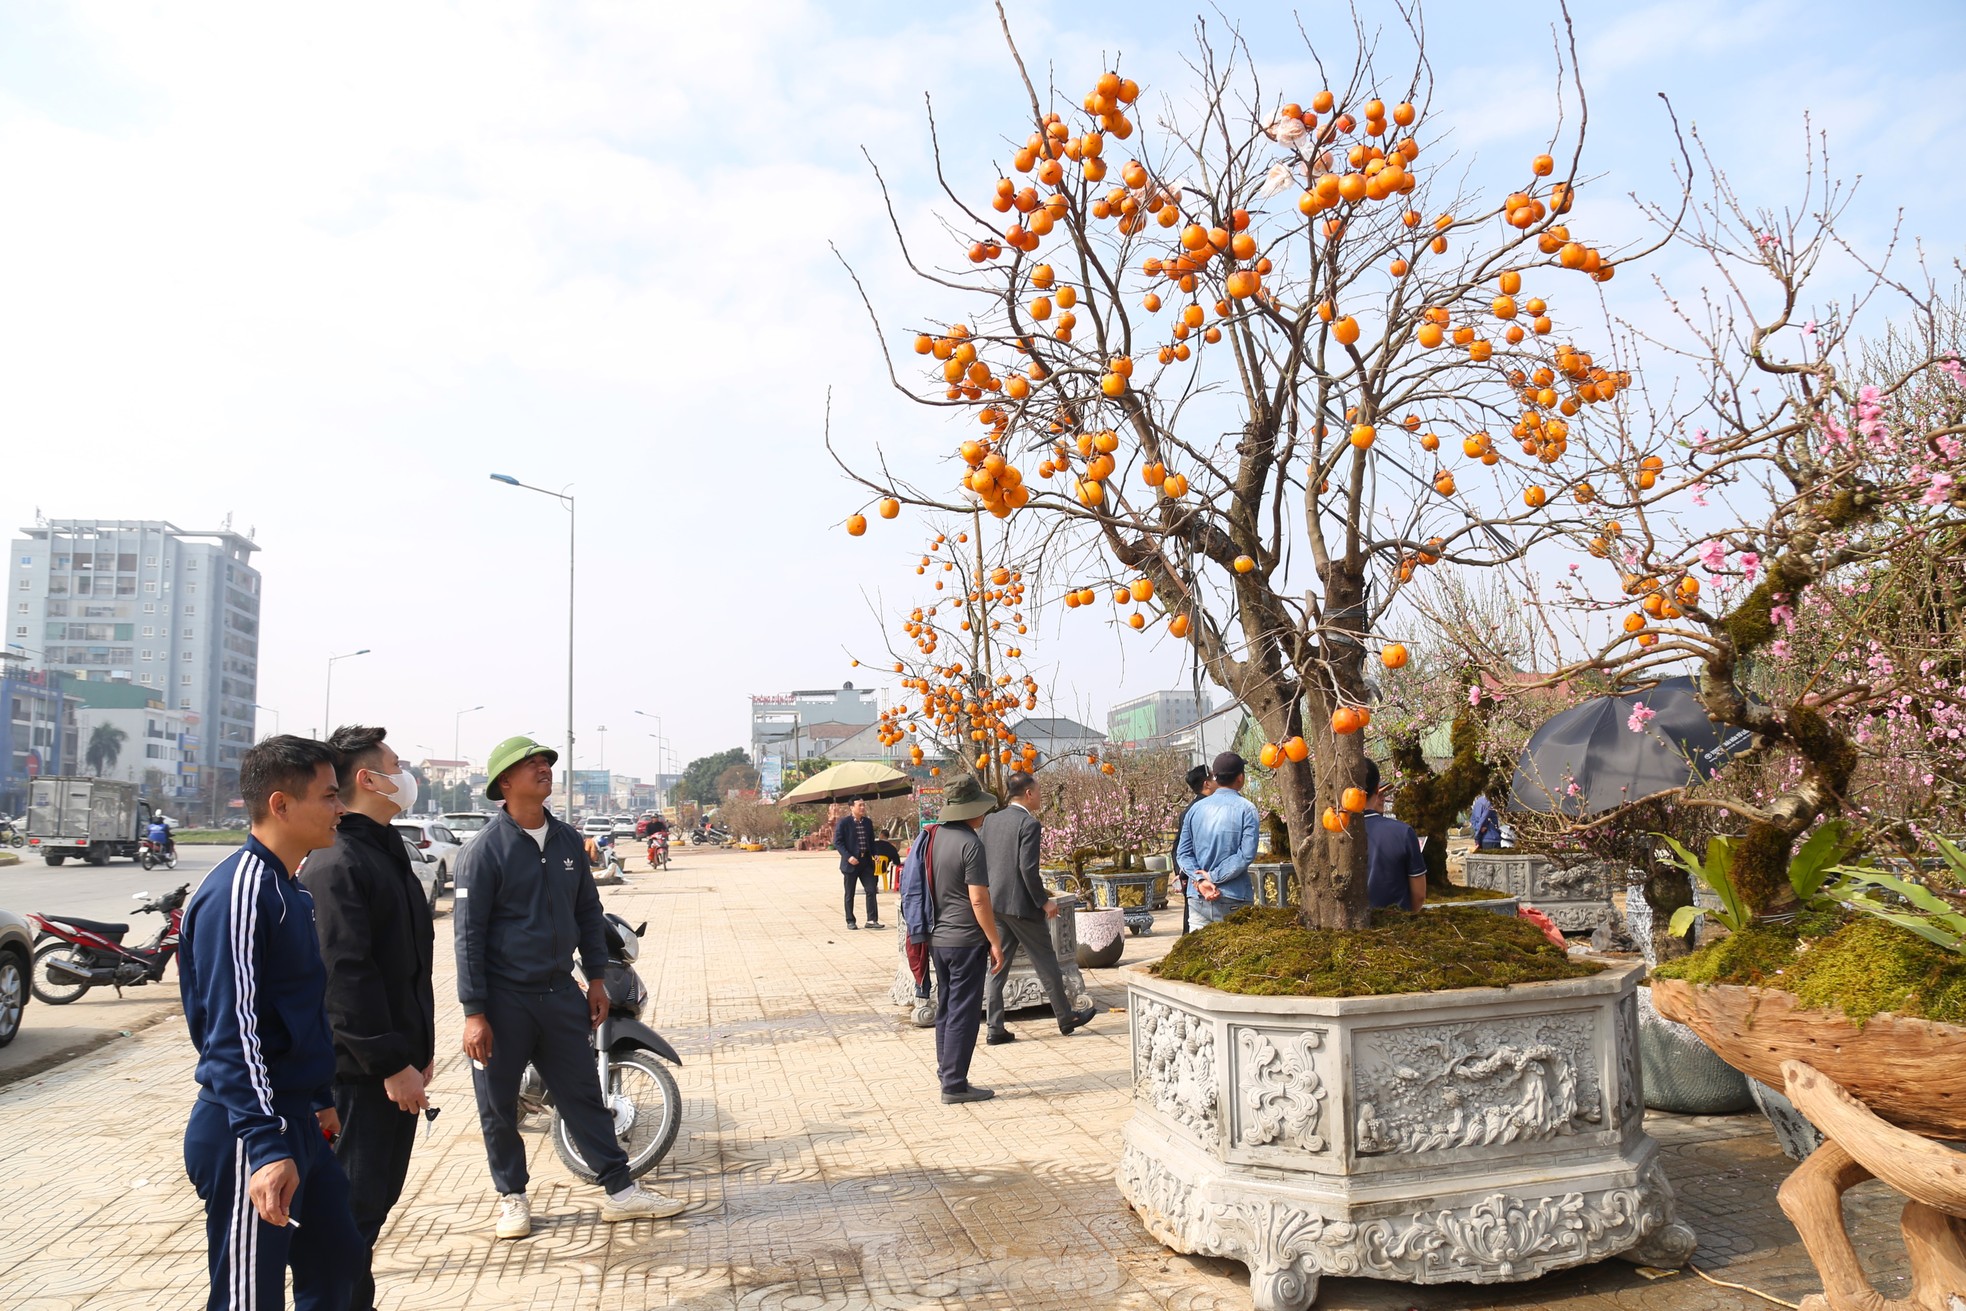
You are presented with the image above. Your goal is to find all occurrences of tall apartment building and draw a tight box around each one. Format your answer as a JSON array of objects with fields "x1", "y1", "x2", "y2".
[
  {"x1": 9, "y1": 520, "x2": 261, "y2": 812},
  {"x1": 1107, "y1": 688, "x2": 1215, "y2": 749}
]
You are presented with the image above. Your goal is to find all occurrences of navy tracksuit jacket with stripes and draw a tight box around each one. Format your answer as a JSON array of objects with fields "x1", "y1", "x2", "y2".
[{"x1": 180, "y1": 835, "x2": 362, "y2": 1310}]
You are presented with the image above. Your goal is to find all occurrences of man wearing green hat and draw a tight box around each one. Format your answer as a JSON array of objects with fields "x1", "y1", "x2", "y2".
[
  {"x1": 455, "y1": 736, "x2": 684, "y2": 1238},
  {"x1": 927, "y1": 775, "x2": 1005, "y2": 1104}
]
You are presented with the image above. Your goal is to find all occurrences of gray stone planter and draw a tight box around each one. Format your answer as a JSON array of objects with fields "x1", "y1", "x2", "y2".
[
  {"x1": 1463, "y1": 853, "x2": 1618, "y2": 934},
  {"x1": 890, "y1": 894, "x2": 1093, "y2": 1024},
  {"x1": 1118, "y1": 961, "x2": 1694, "y2": 1309},
  {"x1": 1426, "y1": 895, "x2": 1518, "y2": 917}
]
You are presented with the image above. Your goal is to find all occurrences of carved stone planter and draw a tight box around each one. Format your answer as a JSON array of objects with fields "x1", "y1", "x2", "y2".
[
  {"x1": 1118, "y1": 960, "x2": 1694, "y2": 1310},
  {"x1": 1463, "y1": 853, "x2": 1617, "y2": 934},
  {"x1": 890, "y1": 894, "x2": 1094, "y2": 1018},
  {"x1": 1250, "y1": 862, "x2": 1297, "y2": 908},
  {"x1": 1085, "y1": 870, "x2": 1169, "y2": 935}
]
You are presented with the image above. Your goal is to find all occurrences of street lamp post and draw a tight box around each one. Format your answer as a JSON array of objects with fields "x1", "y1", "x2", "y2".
[
  {"x1": 323, "y1": 649, "x2": 371, "y2": 737},
  {"x1": 490, "y1": 474, "x2": 575, "y2": 812},
  {"x1": 252, "y1": 703, "x2": 281, "y2": 738},
  {"x1": 634, "y1": 710, "x2": 669, "y2": 802},
  {"x1": 597, "y1": 724, "x2": 607, "y2": 769},
  {"x1": 454, "y1": 704, "x2": 486, "y2": 762}
]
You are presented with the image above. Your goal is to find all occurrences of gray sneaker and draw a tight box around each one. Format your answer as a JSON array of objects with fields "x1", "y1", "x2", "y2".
[{"x1": 600, "y1": 1184, "x2": 686, "y2": 1222}]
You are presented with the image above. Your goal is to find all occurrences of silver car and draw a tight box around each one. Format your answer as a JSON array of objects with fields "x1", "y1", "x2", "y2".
[{"x1": 0, "y1": 908, "x2": 32, "y2": 1047}]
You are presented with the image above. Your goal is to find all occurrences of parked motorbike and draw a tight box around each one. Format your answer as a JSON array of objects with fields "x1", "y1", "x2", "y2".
[
  {"x1": 28, "y1": 884, "x2": 190, "y2": 1004},
  {"x1": 1, "y1": 815, "x2": 24, "y2": 848},
  {"x1": 138, "y1": 836, "x2": 178, "y2": 871},
  {"x1": 516, "y1": 910, "x2": 682, "y2": 1183},
  {"x1": 690, "y1": 826, "x2": 728, "y2": 846},
  {"x1": 646, "y1": 831, "x2": 670, "y2": 870}
]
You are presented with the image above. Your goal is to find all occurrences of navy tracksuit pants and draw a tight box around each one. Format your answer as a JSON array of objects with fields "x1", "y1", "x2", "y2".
[
  {"x1": 471, "y1": 984, "x2": 634, "y2": 1196},
  {"x1": 183, "y1": 1093, "x2": 364, "y2": 1311}
]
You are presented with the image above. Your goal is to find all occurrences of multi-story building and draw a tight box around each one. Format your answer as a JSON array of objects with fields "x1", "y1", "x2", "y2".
[
  {"x1": 9, "y1": 520, "x2": 261, "y2": 811},
  {"x1": 69, "y1": 677, "x2": 196, "y2": 801},
  {"x1": 749, "y1": 683, "x2": 880, "y2": 774},
  {"x1": 1107, "y1": 688, "x2": 1215, "y2": 750},
  {"x1": 0, "y1": 655, "x2": 80, "y2": 817}
]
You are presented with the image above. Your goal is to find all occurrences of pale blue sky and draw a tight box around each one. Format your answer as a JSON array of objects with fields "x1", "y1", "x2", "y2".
[{"x1": 1, "y1": 1, "x2": 1960, "y2": 777}]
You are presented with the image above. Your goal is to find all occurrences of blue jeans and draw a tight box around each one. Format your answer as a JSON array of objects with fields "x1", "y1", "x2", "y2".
[{"x1": 1187, "y1": 893, "x2": 1251, "y2": 925}]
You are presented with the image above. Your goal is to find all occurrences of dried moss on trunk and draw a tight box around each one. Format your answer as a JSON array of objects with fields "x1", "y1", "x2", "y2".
[
  {"x1": 1652, "y1": 913, "x2": 1966, "y2": 1027},
  {"x1": 1388, "y1": 712, "x2": 1494, "y2": 896},
  {"x1": 1150, "y1": 906, "x2": 1599, "y2": 997}
]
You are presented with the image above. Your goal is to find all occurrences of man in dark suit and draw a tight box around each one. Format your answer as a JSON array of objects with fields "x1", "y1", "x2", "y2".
[
  {"x1": 832, "y1": 798, "x2": 884, "y2": 930},
  {"x1": 980, "y1": 770, "x2": 1097, "y2": 1044}
]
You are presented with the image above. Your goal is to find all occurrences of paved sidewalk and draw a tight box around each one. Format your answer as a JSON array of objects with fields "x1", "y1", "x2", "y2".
[{"x1": 0, "y1": 848, "x2": 1911, "y2": 1309}]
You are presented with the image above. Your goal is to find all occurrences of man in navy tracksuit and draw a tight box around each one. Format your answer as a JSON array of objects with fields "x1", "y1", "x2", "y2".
[{"x1": 179, "y1": 734, "x2": 364, "y2": 1311}]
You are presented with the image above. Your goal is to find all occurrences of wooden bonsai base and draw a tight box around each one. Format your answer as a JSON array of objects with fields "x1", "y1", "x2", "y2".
[{"x1": 1778, "y1": 1060, "x2": 1966, "y2": 1311}]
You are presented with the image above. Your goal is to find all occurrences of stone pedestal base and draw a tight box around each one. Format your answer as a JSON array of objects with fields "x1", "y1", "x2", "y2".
[
  {"x1": 1463, "y1": 853, "x2": 1617, "y2": 934},
  {"x1": 1116, "y1": 961, "x2": 1691, "y2": 1309},
  {"x1": 889, "y1": 894, "x2": 1093, "y2": 1020}
]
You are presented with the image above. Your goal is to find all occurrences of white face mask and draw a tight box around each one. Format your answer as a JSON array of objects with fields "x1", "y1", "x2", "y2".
[{"x1": 367, "y1": 766, "x2": 419, "y2": 815}]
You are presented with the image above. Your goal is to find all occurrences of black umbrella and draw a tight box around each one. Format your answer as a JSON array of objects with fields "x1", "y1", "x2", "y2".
[{"x1": 1509, "y1": 676, "x2": 1755, "y2": 817}]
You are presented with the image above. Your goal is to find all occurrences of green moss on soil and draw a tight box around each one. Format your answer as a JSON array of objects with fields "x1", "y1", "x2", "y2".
[
  {"x1": 1429, "y1": 882, "x2": 1510, "y2": 902},
  {"x1": 1150, "y1": 905, "x2": 1600, "y2": 997},
  {"x1": 1652, "y1": 912, "x2": 1966, "y2": 1027}
]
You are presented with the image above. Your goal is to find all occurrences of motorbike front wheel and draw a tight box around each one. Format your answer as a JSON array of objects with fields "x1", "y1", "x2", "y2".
[
  {"x1": 549, "y1": 1050, "x2": 681, "y2": 1183},
  {"x1": 31, "y1": 941, "x2": 93, "y2": 1005}
]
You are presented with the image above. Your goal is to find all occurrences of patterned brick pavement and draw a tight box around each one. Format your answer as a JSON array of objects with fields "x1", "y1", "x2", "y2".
[{"x1": 0, "y1": 847, "x2": 1918, "y2": 1309}]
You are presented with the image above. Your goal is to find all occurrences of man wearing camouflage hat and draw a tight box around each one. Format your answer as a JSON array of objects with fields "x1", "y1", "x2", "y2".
[{"x1": 455, "y1": 735, "x2": 684, "y2": 1238}]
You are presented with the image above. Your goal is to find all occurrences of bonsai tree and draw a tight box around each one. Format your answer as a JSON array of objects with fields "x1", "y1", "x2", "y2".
[
  {"x1": 832, "y1": 8, "x2": 1648, "y2": 928},
  {"x1": 1446, "y1": 147, "x2": 1966, "y2": 916},
  {"x1": 1039, "y1": 747, "x2": 1191, "y2": 875}
]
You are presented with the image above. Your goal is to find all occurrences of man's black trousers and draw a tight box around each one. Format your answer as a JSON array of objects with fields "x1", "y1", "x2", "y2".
[
  {"x1": 331, "y1": 1079, "x2": 419, "y2": 1311},
  {"x1": 985, "y1": 913, "x2": 1074, "y2": 1035},
  {"x1": 931, "y1": 943, "x2": 989, "y2": 1093},
  {"x1": 843, "y1": 868, "x2": 878, "y2": 924},
  {"x1": 469, "y1": 984, "x2": 633, "y2": 1195}
]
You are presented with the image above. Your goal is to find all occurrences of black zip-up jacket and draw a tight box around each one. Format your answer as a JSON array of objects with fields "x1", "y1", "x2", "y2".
[
  {"x1": 453, "y1": 805, "x2": 608, "y2": 1017},
  {"x1": 299, "y1": 811, "x2": 435, "y2": 1082}
]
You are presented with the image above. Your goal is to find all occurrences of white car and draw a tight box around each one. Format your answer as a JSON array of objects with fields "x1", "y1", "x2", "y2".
[
  {"x1": 441, "y1": 811, "x2": 494, "y2": 845},
  {"x1": 392, "y1": 819, "x2": 463, "y2": 895},
  {"x1": 610, "y1": 813, "x2": 638, "y2": 839},
  {"x1": 579, "y1": 816, "x2": 614, "y2": 840},
  {"x1": 400, "y1": 836, "x2": 442, "y2": 911}
]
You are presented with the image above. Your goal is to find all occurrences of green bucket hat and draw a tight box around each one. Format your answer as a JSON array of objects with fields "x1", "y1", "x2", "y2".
[
  {"x1": 486, "y1": 735, "x2": 558, "y2": 801},
  {"x1": 937, "y1": 774, "x2": 997, "y2": 823}
]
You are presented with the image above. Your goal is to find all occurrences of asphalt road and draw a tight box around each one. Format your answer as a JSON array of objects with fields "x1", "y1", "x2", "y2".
[{"x1": 0, "y1": 844, "x2": 233, "y2": 926}]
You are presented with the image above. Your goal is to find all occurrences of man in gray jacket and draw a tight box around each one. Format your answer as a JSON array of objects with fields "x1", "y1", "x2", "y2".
[
  {"x1": 981, "y1": 771, "x2": 1097, "y2": 1045},
  {"x1": 456, "y1": 735, "x2": 683, "y2": 1239}
]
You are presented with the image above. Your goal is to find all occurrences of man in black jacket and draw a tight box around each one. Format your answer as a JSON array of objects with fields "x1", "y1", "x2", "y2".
[
  {"x1": 301, "y1": 725, "x2": 434, "y2": 1311},
  {"x1": 832, "y1": 798, "x2": 884, "y2": 930},
  {"x1": 456, "y1": 735, "x2": 683, "y2": 1239}
]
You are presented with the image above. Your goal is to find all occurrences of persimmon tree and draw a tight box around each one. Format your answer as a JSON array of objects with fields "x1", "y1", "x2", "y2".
[
  {"x1": 850, "y1": 515, "x2": 1045, "y2": 796},
  {"x1": 834, "y1": 5, "x2": 1652, "y2": 928}
]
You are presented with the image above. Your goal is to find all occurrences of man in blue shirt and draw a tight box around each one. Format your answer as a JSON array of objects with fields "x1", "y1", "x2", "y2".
[
  {"x1": 1361, "y1": 759, "x2": 1429, "y2": 912},
  {"x1": 1175, "y1": 752, "x2": 1260, "y2": 926},
  {"x1": 179, "y1": 735, "x2": 365, "y2": 1310},
  {"x1": 1469, "y1": 792, "x2": 1503, "y2": 849}
]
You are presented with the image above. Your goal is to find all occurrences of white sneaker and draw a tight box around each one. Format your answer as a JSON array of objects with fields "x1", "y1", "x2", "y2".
[
  {"x1": 494, "y1": 1192, "x2": 532, "y2": 1239},
  {"x1": 600, "y1": 1184, "x2": 686, "y2": 1222}
]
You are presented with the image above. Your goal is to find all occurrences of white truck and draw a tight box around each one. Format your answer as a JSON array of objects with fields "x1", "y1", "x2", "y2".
[{"x1": 25, "y1": 776, "x2": 151, "y2": 866}]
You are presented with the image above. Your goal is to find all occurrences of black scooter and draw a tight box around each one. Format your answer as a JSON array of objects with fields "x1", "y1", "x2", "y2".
[{"x1": 517, "y1": 910, "x2": 683, "y2": 1182}]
